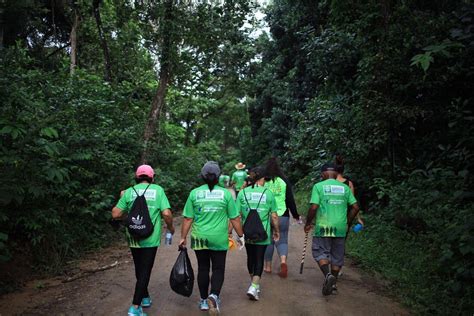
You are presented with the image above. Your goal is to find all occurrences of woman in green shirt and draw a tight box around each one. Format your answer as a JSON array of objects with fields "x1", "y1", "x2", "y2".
[
  {"x1": 236, "y1": 166, "x2": 279, "y2": 301},
  {"x1": 112, "y1": 165, "x2": 175, "y2": 316},
  {"x1": 263, "y1": 157, "x2": 300, "y2": 278},
  {"x1": 179, "y1": 161, "x2": 244, "y2": 314}
]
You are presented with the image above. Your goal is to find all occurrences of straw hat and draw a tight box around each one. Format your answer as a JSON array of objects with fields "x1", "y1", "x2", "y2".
[{"x1": 235, "y1": 162, "x2": 246, "y2": 170}]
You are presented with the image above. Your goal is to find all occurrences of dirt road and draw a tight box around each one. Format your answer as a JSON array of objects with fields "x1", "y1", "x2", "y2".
[{"x1": 0, "y1": 218, "x2": 408, "y2": 315}]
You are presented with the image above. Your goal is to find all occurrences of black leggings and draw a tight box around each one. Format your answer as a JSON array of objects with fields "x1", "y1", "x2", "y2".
[
  {"x1": 245, "y1": 244, "x2": 267, "y2": 277},
  {"x1": 194, "y1": 250, "x2": 227, "y2": 299},
  {"x1": 130, "y1": 247, "x2": 157, "y2": 305}
]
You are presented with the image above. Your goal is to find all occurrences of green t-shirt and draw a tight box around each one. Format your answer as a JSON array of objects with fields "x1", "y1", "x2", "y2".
[
  {"x1": 183, "y1": 184, "x2": 239, "y2": 251},
  {"x1": 218, "y1": 175, "x2": 230, "y2": 187},
  {"x1": 309, "y1": 179, "x2": 357, "y2": 238},
  {"x1": 116, "y1": 183, "x2": 171, "y2": 248},
  {"x1": 232, "y1": 170, "x2": 248, "y2": 190},
  {"x1": 264, "y1": 177, "x2": 287, "y2": 216},
  {"x1": 236, "y1": 186, "x2": 277, "y2": 245}
]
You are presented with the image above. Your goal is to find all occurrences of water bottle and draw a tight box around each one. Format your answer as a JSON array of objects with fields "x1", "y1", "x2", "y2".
[
  {"x1": 165, "y1": 231, "x2": 172, "y2": 245},
  {"x1": 353, "y1": 223, "x2": 364, "y2": 233}
]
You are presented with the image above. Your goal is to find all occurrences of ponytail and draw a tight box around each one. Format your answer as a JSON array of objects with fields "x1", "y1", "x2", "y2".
[{"x1": 203, "y1": 174, "x2": 218, "y2": 191}]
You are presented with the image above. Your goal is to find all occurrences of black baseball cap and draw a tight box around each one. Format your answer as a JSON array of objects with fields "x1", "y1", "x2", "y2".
[{"x1": 321, "y1": 162, "x2": 337, "y2": 172}]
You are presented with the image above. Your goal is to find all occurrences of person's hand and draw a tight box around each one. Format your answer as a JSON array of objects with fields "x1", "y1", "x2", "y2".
[
  {"x1": 273, "y1": 230, "x2": 280, "y2": 242},
  {"x1": 358, "y1": 217, "x2": 364, "y2": 225},
  {"x1": 120, "y1": 190, "x2": 125, "y2": 197},
  {"x1": 179, "y1": 238, "x2": 186, "y2": 248},
  {"x1": 168, "y1": 225, "x2": 175, "y2": 235},
  {"x1": 236, "y1": 235, "x2": 245, "y2": 250},
  {"x1": 304, "y1": 224, "x2": 313, "y2": 233}
]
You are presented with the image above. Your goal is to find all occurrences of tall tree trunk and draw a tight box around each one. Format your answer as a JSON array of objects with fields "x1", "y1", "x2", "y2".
[
  {"x1": 92, "y1": 0, "x2": 112, "y2": 82},
  {"x1": 69, "y1": 3, "x2": 79, "y2": 75},
  {"x1": 0, "y1": 0, "x2": 5, "y2": 49},
  {"x1": 141, "y1": 0, "x2": 174, "y2": 163}
]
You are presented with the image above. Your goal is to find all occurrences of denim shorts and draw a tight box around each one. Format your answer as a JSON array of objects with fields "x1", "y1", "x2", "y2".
[{"x1": 311, "y1": 237, "x2": 345, "y2": 266}]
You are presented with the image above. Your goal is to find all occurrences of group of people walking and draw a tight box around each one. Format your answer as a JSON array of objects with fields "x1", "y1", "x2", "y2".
[{"x1": 112, "y1": 156, "x2": 360, "y2": 316}]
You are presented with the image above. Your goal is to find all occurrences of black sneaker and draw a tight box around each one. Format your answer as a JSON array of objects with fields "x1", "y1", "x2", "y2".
[{"x1": 322, "y1": 274, "x2": 336, "y2": 296}]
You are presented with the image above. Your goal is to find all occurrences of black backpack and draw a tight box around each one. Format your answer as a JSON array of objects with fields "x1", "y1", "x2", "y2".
[
  {"x1": 126, "y1": 184, "x2": 154, "y2": 240},
  {"x1": 243, "y1": 189, "x2": 268, "y2": 242}
]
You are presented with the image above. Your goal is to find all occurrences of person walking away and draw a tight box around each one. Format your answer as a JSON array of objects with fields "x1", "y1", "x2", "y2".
[
  {"x1": 263, "y1": 157, "x2": 300, "y2": 277},
  {"x1": 335, "y1": 154, "x2": 364, "y2": 227},
  {"x1": 231, "y1": 162, "x2": 248, "y2": 196},
  {"x1": 179, "y1": 161, "x2": 244, "y2": 315},
  {"x1": 218, "y1": 173, "x2": 231, "y2": 188},
  {"x1": 235, "y1": 166, "x2": 279, "y2": 301},
  {"x1": 334, "y1": 154, "x2": 364, "y2": 278},
  {"x1": 304, "y1": 163, "x2": 359, "y2": 296},
  {"x1": 112, "y1": 165, "x2": 175, "y2": 316}
]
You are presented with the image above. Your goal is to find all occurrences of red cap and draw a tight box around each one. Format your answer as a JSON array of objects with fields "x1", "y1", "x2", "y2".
[{"x1": 135, "y1": 165, "x2": 154, "y2": 178}]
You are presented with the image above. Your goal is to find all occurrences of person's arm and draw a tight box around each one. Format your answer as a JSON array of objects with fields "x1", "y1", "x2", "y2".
[
  {"x1": 284, "y1": 179, "x2": 299, "y2": 219},
  {"x1": 271, "y1": 212, "x2": 280, "y2": 241},
  {"x1": 304, "y1": 204, "x2": 319, "y2": 233},
  {"x1": 348, "y1": 180, "x2": 355, "y2": 195},
  {"x1": 111, "y1": 206, "x2": 124, "y2": 219},
  {"x1": 179, "y1": 217, "x2": 193, "y2": 247},
  {"x1": 346, "y1": 188, "x2": 359, "y2": 227},
  {"x1": 112, "y1": 189, "x2": 129, "y2": 219},
  {"x1": 230, "y1": 217, "x2": 244, "y2": 236},
  {"x1": 161, "y1": 209, "x2": 174, "y2": 234},
  {"x1": 347, "y1": 203, "x2": 360, "y2": 227}
]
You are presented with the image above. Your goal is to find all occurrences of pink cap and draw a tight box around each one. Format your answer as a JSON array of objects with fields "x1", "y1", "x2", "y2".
[{"x1": 135, "y1": 164, "x2": 154, "y2": 178}]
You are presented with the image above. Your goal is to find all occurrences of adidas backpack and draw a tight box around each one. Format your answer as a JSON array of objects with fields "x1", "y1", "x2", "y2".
[{"x1": 126, "y1": 184, "x2": 154, "y2": 239}]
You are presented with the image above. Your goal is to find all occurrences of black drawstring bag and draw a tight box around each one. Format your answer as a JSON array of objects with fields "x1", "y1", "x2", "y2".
[
  {"x1": 126, "y1": 184, "x2": 154, "y2": 240},
  {"x1": 243, "y1": 189, "x2": 268, "y2": 242},
  {"x1": 170, "y1": 246, "x2": 194, "y2": 297}
]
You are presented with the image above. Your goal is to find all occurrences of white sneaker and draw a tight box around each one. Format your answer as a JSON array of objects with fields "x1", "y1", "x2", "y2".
[
  {"x1": 207, "y1": 294, "x2": 221, "y2": 315},
  {"x1": 247, "y1": 284, "x2": 259, "y2": 301}
]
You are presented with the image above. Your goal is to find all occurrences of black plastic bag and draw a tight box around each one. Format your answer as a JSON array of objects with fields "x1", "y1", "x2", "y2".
[{"x1": 170, "y1": 247, "x2": 194, "y2": 297}]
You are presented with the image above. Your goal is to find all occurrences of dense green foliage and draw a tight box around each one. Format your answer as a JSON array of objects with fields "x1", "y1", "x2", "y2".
[
  {"x1": 0, "y1": 0, "x2": 256, "y2": 287},
  {"x1": 251, "y1": 1, "x2": 474, "y2": 314},
  {"x1": 1, "y1": 0, "x2": 473, "y2": 313}
]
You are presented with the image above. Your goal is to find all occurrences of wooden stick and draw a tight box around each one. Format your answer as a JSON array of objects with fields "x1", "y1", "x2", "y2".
[
  {"x1": 63, "y1": 261, "x2": 118, "y2": 283},
  {"x1": 300, "y1": 232, "x2": 309, "y2": 274}
]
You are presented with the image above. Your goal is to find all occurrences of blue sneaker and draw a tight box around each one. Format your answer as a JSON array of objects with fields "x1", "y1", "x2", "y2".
[
  {"x1": 199, "y1": 298, "x2": 209, "y2": 311},
  {"x1": 128, "y1": 305, "x2": 147, "y2": 316},
  {"x1": 141, "y1": 297, "x2": 152, "y2": 308},
  {"x1": 207, "y1": 294, "x2": 221, "y2": 315}
]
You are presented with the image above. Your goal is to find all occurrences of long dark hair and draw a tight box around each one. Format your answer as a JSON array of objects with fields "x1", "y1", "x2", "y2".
[
  {"x1": 265, "y1": 157, "x2": 286, "y2": 181},
  {"x1": 248, "y1": 166, "x2": 265, "y2": 188},
  {"x1": 203, "y1": 174, "x2": 218, "y2": 191}
]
